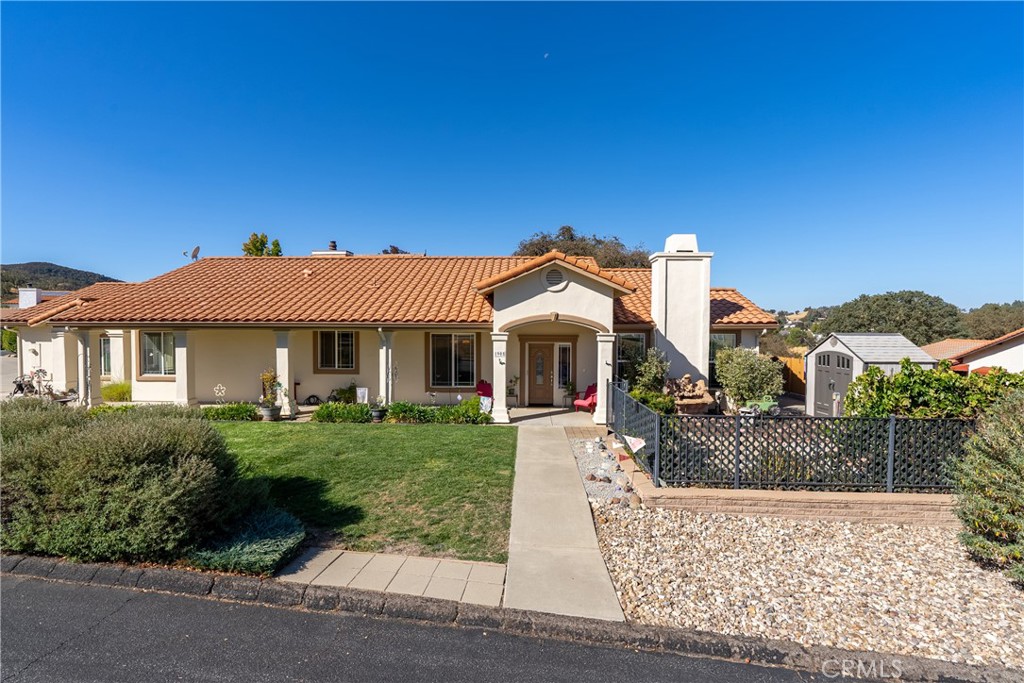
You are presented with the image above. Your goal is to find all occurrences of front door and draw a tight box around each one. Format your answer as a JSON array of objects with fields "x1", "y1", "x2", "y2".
[{"x1": 529, "y1": 343, "x2": 554, "y2": 405}]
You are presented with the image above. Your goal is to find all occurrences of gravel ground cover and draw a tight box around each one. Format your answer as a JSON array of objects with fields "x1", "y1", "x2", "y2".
[{"x1": 569, "y1": 439, "x2": 1024, "y2": 669}]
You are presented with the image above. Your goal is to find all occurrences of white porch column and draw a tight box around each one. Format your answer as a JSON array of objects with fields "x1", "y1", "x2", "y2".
[
  {"x1": 173, "y1": 330, "x2": 197, "y2": 406},
  {"x1": 75, "y1": 330, "x2": 102, "y2": 407},
  {"x1": 275, "y1": 330, "x2": 295, "y2": 417},
  {"x1": 50, "y1": 329, "x2": 71, "y2": 392},
  {"x1": 594, "y1": 333, "x2": 616, "y2": 425},
  {"x1": 491, "y1": 332, "x2": 510, "y2": 424},
  {"x1": 104, "y1": 329, "x2": 127, "y2": 382},
  {"x1": 377, "y1": 329, "x2": 394, "y2": 405}
]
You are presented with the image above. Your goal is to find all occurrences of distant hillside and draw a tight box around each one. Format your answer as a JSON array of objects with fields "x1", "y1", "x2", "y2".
[{"x1": 1, "y1": 262, "x2": 121, "y2": 296}]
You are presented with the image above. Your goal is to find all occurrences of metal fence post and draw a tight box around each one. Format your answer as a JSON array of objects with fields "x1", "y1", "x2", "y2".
[
  {"x1": 886, "y1": 415, "x2": 896, "y2": 493},
  {"x1": 653, "y1": 412, "x2": 661, "y2": 488},
  {"x1": 733, "y1": 414, "x2": 741, "y2": 490}
]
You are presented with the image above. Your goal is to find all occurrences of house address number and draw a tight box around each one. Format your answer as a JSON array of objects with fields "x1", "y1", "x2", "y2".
[{"x1": 494, "y1": 351, "x2": 505, "y2": 358}]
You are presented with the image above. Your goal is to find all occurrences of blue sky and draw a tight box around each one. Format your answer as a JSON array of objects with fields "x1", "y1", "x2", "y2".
[{"x1": 2, "y1": 2, "x2": 1021, "y2": 311}]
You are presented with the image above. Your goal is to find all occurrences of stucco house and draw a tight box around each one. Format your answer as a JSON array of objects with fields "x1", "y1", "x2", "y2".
[
  {"x1": 947, "y1": 327, "x2": 1024, "y2": 374},
  {"x1": 1, "y1": 234, "x2": 777, "y2": 424}
]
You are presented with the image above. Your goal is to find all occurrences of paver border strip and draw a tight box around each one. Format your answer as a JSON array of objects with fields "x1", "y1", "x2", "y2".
[{"x1": 1, "y1": 555, "x2": 1015, "y2": 683}]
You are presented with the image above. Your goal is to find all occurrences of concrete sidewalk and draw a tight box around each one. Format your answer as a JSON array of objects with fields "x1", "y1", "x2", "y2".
[
  {"x1": 504, "y1": 426, "x2": 624, "y2": 621},
  {"x1": 277, "y1": 549, "x2": 505, "y2": 607}
]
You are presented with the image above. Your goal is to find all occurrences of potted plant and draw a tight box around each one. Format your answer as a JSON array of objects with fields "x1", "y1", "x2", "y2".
[
  {"x1": 259, "y1": 368, "x2": 283, "y2": 421},
  {"x1": 563, "y1": 379, "x2": 576, "y2": 398},
  {"x1": 507, "y1": 375, "x2": 519, "y2": 397},
  {"x1": 370, "y1": 396, "x2": 387, "y2": 423}
]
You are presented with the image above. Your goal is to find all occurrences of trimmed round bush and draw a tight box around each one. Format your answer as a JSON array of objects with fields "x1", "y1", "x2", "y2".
[
  {"x1": 1, "y1": 406, "x2": 261, "y2": 563},
  {"x1": 953, "y1": 390, "x2": 1024, "y2": 585}
]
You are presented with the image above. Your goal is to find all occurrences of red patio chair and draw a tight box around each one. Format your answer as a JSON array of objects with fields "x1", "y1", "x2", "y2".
[
  {"x1": 475, "y1": 379, "x2": 493, "y2": 399},
  {"x1": 573, "y1": 383, "x2": 597, "y2": 413}
]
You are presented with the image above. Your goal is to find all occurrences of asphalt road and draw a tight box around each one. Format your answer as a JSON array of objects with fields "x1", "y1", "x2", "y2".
[{"x1": 0, "y1": 577, "x2": 828, "y2": 683}]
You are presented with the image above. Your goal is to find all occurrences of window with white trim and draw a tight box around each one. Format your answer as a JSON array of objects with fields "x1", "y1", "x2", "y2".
[
  {"x1": 318, "y1": 331, "x2": 357, "y2": 371},
  {"x1": 99, "y1": 336, "x2": 112, "y2": 376},
  {"x1": 430, "y1": 333, "x2": 475, "y2": 387},
  {"x1": 142, "y1": 332, "x2": 175, "y2": 376},
  {"x1": 615, "y1": 333, "x2": 645, "y2": 380}
]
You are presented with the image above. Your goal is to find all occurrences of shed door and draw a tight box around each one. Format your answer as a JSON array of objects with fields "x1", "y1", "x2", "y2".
[{"x1": 813, "y1": 352, "x2": 854, "y2": 416}]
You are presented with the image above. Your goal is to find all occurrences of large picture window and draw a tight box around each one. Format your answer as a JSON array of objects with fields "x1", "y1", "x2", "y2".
[
  {"x1": 142, "y1": 332, "x2": 175, "y2": 376},
  {"x1": 318, "y1": 331, "x2": 357, "y2": 371},
  {"x1": 615, "y1": 333, "x2": 645, "y2": 381},
  {"x1": 430, "y1": 333, "x2": 475, "y2": 388},
  {"x1": 99, "y1": 336, "x2": 112, "y2": 376}
]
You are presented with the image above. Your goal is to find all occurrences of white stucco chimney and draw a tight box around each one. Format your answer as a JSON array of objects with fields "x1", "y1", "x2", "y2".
[
  {"x1": 650, "y1": 234, "x2": 713, "y2": 381},
  {"x1": 18, "y1": 287, "x2": 42, "y2": 309}
]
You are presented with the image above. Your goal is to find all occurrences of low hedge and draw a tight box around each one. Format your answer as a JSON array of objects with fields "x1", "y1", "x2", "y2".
[
  {"x1": 203, "y1": 403, "x2": 260, "y2": 421},
  {"x1": 189, "y1": 506, "x2": 305, "y2": 575},
  {"x1": 385, "y1": 396, "x2": 492, "y2": 424},
  {"x1": 312, "y1": 402, "x2": 372, "y2": 423},
  {"x1": 1, "y1": 400, "x2": 264, "y2": 563}
]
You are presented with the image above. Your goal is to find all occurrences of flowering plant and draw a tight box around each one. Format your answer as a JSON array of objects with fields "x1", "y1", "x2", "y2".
[{"x1": 259, "y1": 368, "x2": 282, "y2": 407}]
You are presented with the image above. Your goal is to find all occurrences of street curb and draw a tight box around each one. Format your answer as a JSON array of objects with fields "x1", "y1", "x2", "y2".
[{"x1": 1, "y1": 557, "x2": 1015, "y2": 683}]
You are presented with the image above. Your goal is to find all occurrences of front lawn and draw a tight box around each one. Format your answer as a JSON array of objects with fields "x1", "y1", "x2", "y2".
[{"x1": 215, "y1": 423, "x2": 517, "y2": 563}]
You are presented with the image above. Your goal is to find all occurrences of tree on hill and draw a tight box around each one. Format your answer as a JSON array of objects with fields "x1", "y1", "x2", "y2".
[
  {"x1": 514, "y1": 225, "x2": 649, "y2": 268},
  {"x1": 382, "y1": 245, "x2": 410, "y2": 254},
  {"x1": 819, "y1": 290, "x2": 966, "y2": 346},
  {"x1": 1, "y1": 262, "x2": 120, "y2": 296},
  {"x1": 242, "y1": 233, "x2": 282, "y2": 256},
  {"x1": 963, "y1": 301, "x2": 1024, "y2": 340}
]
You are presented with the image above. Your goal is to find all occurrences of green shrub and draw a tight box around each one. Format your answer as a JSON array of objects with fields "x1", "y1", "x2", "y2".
[
  {"x1": 953, "y1": 390, "x2": 1024, "y2": 586},
  {"x1": 188, "y1": 506, "x2": 305, "y2": 575},
  {"x1": 100, "y1": 381, "x2": 132, "y2": 402},
  {"x1": 0, "y1": 398, "x2": 90, "y2": 443},
  {"x1": 714, "y1": 347, "x2": 783, "y2": 406},
  {"x1": 385, "y1": 401, "x2": 436, "y2": 423},
  {"x1": 312, "y1": 402, "x2": 371, "y2": 423},
  {"x1": 630, "y1": 389, "x2": 675, "y2": 414},
  {"x1": 1, "y1": 409, "x2": 261, "y2": 563},
  {"x1": 845, "y1": 359, "x2": 1024, "y2": 419},
  {"x1": 1, "y1": 329, "x2": 17, "y2": 354},
  {"x1": 331, "y1": 380, "x2": 358, "y2": 404},
  {"x1": 87, "y1": 404, "x2": 137, "y2": 417},
  {"x1": 203, "y1": 403, "x2": 260, "y2": 421},
  {"x1": 632, "y1": 348, "x2": 671, "y2": 393}
]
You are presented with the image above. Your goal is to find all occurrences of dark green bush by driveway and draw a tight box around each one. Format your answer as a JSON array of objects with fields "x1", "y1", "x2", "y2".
[
  {"x1": 1, "y1": 399, "x2": 265, "y2": 564},
  {"x1": 953, "y1": 390, "x2": 1024, "y2": 585},
  {"x1": 189, "y1": 506, "x2": 305, "y2": 575}
]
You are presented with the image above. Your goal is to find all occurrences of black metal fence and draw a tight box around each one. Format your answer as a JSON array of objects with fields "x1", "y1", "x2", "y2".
[{"x1": 607, "y1": 382, "x2": 973, "y2": 493}]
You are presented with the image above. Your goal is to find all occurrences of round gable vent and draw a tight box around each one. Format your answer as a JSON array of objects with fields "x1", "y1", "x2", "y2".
[{"x1": 545, "y1": 268, "x2": 565, "y2": 287}]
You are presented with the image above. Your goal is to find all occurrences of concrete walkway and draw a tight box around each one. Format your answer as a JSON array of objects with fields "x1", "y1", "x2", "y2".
[
  {"x1": 277, "y1": 548, "x2": 505, "y2": 607},
  {"x1": 504, "y1": 426, "x2": 625, "y2": 621}
]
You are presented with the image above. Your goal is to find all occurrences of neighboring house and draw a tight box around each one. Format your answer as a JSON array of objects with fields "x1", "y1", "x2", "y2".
[
  {"x1": 1, "y1": 288, "x2": 72, "y2": 309},
  {"x1": 920, "y1": 338, "x2": 988, "y2": 362},
  {"x1": 0, "y1": 234, "x2": 777, "y2": 424},
  {"x1": 804, "y1": 333, "x2": 937, "y2": 417},
  {"x1": 949, "y1": 327, "x2": 1024, "y2": 374}
]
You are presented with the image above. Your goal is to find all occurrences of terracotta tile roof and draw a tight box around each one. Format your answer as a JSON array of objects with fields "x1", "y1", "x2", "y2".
[
  {"x1": 473, "y1": 251, "x2": 636, "y2": 293},
  {"x1": 957, "y1": 327, "x2": 1024, "y2": 361},
  {"x1": 1, "y1": 256, "x2": 776, "y2": 329},
  {"x1": 920, "y1": 338, "x2": 988, "y2": 361},
  {"x1": 0, "y1": 283, "x2": 131, "y2": 325}
]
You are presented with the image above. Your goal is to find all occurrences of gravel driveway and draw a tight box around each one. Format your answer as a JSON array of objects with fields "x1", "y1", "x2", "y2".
[{"x1": 570, "y1": 440, "x2": 1024, "y2": 669}]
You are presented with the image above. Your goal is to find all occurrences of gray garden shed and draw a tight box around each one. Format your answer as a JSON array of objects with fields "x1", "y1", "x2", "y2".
[{"x1": 804, "y1": 333, "x2": 937, "y2": 417}]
